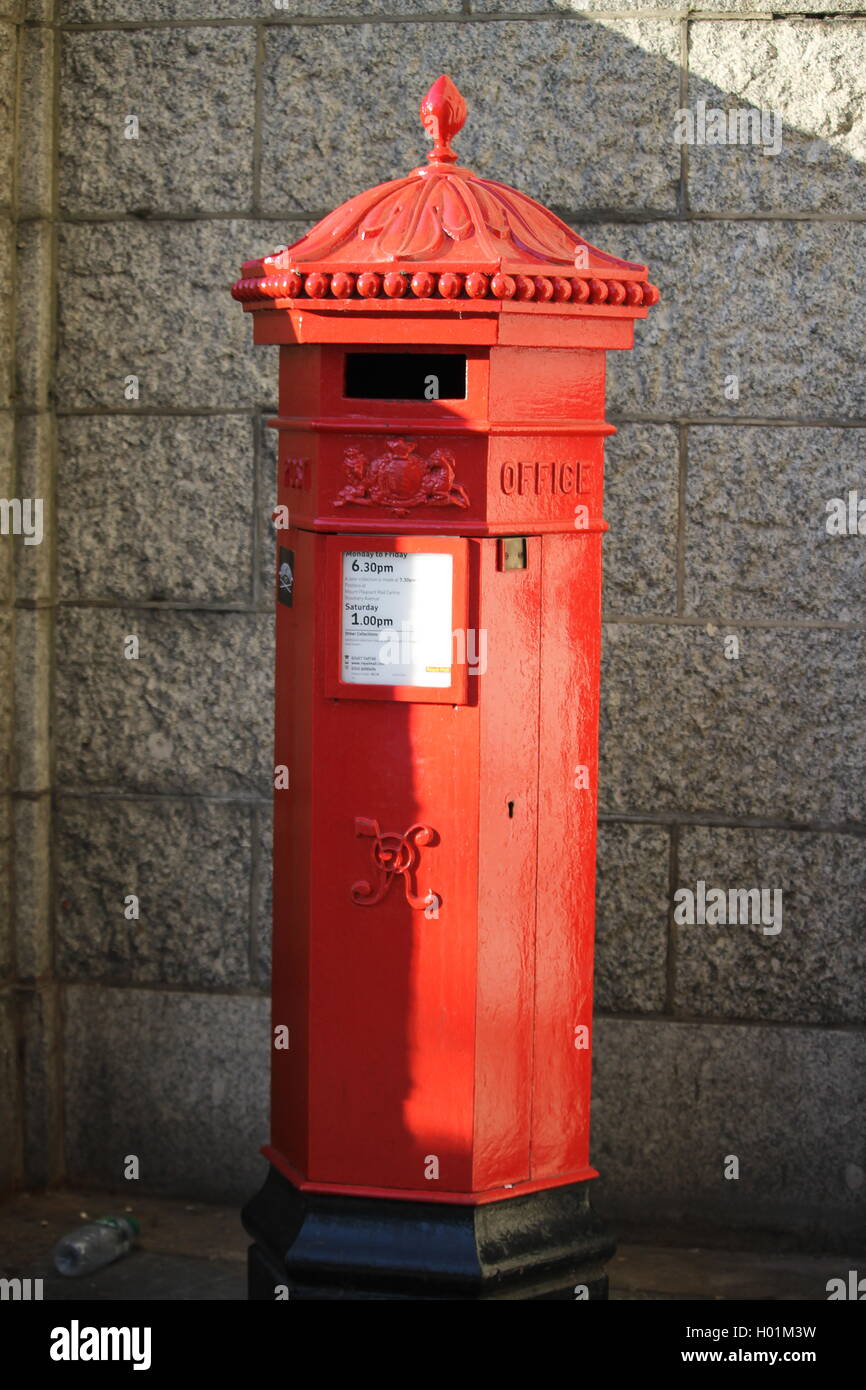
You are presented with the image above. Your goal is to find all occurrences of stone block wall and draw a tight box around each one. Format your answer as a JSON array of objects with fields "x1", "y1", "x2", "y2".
[{"x1": 1, "y1": 0, "x2": 864, "y2": 1246}]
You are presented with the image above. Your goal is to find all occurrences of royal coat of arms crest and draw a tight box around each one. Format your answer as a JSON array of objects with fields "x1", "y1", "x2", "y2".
[{"x1": 333, "y1": 438, "x2": 470, "y2": 517}]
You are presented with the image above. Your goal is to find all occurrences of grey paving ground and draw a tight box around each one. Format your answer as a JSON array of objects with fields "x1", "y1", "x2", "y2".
[
  {"x1": 12, "y1": 1251, "x2": 244, "y2": 1301},
  {"x1": 0, "y1": 1189, "x2": 856, "y2": 1301},
  {"x1": 0, "y1": 1189, "x2": 246, "y2": 1301}
]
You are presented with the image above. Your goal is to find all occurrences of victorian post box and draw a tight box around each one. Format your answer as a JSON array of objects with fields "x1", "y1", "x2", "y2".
[{"x1": 232, "y1": 75, "x2": 658, "y2": 1301}]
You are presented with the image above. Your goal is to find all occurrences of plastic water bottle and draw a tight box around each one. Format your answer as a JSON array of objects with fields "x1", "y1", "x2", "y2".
[{"x1": 53, "y1": 1215, "x2": 140, "y2": 1277}]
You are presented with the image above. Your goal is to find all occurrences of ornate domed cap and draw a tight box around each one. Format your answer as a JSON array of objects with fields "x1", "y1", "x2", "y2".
[{"x1": 232, "y1": 76, "x2": 659, "y2": 312}]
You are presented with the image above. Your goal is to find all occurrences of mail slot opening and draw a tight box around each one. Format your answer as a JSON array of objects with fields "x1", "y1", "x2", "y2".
[{"x1": 345, "y1": 353, "x2": 467, "y2": 401}]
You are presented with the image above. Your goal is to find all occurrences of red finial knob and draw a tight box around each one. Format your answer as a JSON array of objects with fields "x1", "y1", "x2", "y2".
[{"x1": 420, "y1": 75, "x2": 467, "y2": 165}]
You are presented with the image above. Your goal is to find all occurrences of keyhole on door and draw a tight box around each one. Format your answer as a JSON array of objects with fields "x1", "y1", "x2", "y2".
[{"x1": 507, "y1": 799, "x2": 515, "y2": 818}]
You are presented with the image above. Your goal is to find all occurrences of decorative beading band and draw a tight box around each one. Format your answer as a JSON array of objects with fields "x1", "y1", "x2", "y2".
[{"x1": 231, "y1": 270, "x2": 660, "y2": 308}]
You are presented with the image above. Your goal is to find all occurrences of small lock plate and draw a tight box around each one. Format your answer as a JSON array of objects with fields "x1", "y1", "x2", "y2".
[{"x1": 499, "y1": 537, "x2": 528, "y2": 571}]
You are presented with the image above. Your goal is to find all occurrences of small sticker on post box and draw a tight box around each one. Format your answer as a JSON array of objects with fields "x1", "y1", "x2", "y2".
[
  {"x1": 341, "y1": 550, "x2": 453, "y2": 687},
  {"x1": 277, "y1": 547, "x2": 294, "y2": 607}
]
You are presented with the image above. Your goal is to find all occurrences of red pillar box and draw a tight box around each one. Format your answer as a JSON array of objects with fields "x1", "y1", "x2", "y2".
[{"x1": 233, "y1": 75, "x2": 658, "y2": 1301}]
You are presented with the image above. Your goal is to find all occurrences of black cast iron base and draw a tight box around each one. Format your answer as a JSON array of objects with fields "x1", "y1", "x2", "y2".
[{"x1": 243, "y1": 1164, "x2": 615, "y2": 1300}]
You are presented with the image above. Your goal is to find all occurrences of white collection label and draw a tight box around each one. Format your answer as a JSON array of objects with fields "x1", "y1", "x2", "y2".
[{"x1": 341, "y1": 550, "x2": 454, "y2": 687}]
